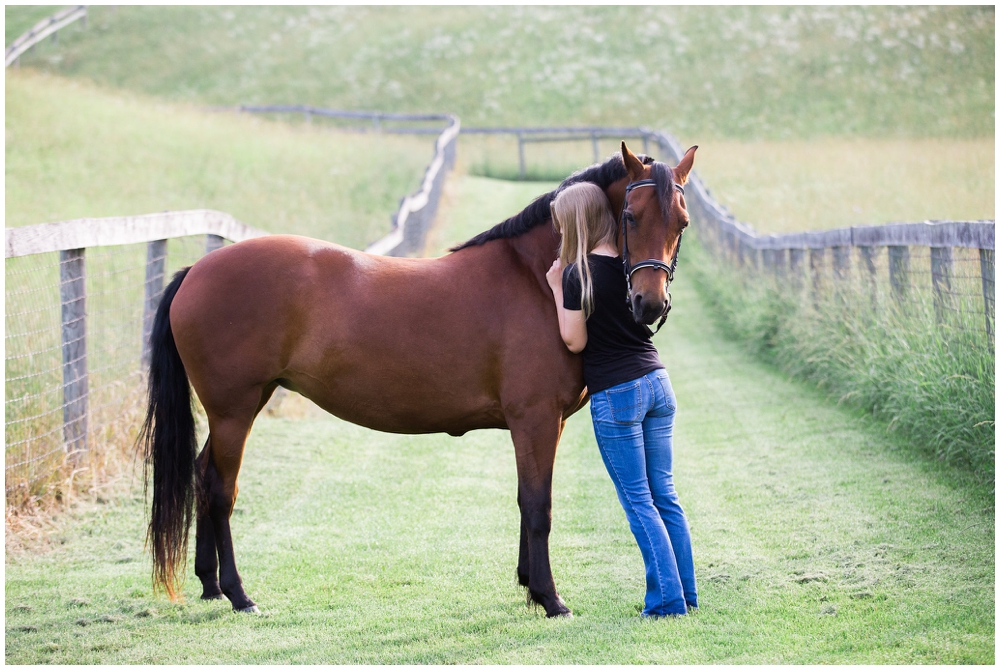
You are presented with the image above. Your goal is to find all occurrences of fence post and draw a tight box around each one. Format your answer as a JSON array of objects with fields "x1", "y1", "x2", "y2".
[
  {"x1": 930, "y1": 246, "x2": 954, "y2": 321},
  {"x1": 591, "y1": 132, "x2": 600, "y2": 164},
  {"x1": 858, "y1": 245, "x2": 878, "y2": 309},
  {"x1": 773, "y1": 248, "x2": 786, "y2": 277},
  {"x1": 59, "y1": 248, "x2": 88, "y2": 465},
  {"x1": 809, "y1": 248, "x2": 825, "y2": 306},
  {"x1": 206, "y1": 234, "x2": 225, "y2": 254},
  {"x1": 888, "y1": 245, "x2": 909, "y2": 304},
  {"x1": 832, "y1": 246, "x2": 851, "y2": 281},
  {"x1": 789, "y1": 248, "x2": 805, "y2": 292},
  {"x1": 141, "y1": 240, "x2": 167, "y2": 369},
  {"x1": 517, "y1": 133, "x2": 525, "y2": 180},
  {"x1": 980, "y1": 248, "x2": 995, "y2": 340},
  {"x1": 642, "y1": 134, "x2": 649, "y2": 156}
]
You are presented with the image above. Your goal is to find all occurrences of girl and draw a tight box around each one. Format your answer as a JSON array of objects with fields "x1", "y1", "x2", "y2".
[{"x1": 545, "y1": 181, "x2": 697, "y2": 617}]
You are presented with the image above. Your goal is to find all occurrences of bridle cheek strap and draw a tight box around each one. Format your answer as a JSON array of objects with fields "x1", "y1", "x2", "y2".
[{"x1": 620, "y1": 179, "x2": 685, "y2": 336}]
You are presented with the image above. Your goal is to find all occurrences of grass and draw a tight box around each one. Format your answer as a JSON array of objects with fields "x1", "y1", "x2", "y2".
[
  {"x1": 5, "y1": 69, "x2": 433, "y2": 249},
  {"x1": 686, "y1": 231, "x2": 995, "y2": 479},
  {"x1": 6, "y1": 6, "x2": 993, "y2": 140},
  {"x1": 4, "y1": 188, "x2": 994, "y2": 662}
]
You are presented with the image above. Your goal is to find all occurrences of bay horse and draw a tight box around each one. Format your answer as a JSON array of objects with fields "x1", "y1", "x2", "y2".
[{"x1": 141, "y1": 141, "x2": 696, "y2": 617}]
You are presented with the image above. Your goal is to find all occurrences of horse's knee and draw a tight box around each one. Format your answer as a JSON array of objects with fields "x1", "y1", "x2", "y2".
[{"x1": 520, "y1": 497, "x2": 552, "y2": 536}]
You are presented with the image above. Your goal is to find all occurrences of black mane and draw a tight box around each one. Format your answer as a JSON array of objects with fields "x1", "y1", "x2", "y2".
[{"x1": 450, "y1": 153, "x2": 658, "y2": 252}]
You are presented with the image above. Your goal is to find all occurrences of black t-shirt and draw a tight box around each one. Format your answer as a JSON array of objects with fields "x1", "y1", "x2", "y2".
[{"x1": 562, "y1": 254, "x2": 664, "y2": 394}]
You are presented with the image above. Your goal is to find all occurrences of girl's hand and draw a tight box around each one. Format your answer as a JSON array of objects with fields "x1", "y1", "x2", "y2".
[{"x1": 545, "y1": 259, "x2": 563, "y2": 293}]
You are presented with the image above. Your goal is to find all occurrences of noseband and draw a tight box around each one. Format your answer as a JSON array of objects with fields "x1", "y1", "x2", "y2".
[{"x1": 620, "y1": 178, "x2": 685, "y2": 335}]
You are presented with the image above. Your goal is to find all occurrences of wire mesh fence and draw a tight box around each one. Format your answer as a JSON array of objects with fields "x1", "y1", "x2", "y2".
[{"x1": 5, "y1": 235, "x2": 218, "y2": 506}]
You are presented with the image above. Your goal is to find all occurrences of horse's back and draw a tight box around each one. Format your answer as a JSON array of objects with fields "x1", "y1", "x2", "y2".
[{"x1": 168, "y1": 235, "x2": 529, "y2": 433}]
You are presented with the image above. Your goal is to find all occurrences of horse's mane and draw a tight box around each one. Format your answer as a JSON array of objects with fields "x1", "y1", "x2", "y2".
[{"x1": 450, "y1": 152, "x2": 658, "y2": 252}]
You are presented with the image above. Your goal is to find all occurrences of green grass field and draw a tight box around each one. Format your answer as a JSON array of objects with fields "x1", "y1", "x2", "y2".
[
  {"x1": 4, "y1": 186, "x2": 993, "y2": 663},
  {"x1": 6, "y1": 6, "x2": 993, "y2": 140},
  {"x1": 5, "y1": 7, "x2": 994, "y2": 661}
]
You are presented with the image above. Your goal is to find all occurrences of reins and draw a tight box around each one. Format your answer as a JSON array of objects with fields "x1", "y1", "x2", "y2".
[{"x1": 620, "y1": 178, "x2": 685, "y2": 336}]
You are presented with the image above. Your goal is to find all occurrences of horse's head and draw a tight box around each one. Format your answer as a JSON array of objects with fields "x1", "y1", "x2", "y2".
[{"x1": 618, "y1": 140, "x2": 697, "y2": 326}]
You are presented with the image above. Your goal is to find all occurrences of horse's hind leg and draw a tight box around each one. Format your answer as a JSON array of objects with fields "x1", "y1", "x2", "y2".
[
  {"x1": 194, "y1": 383, "x2": 276, "y2": 602},
  {"x1": 510, "y1": 412, "x2": 571, "y2": 617},
  {"x1": 195, "y1": 442, "x2": 222, "y2": 600}
]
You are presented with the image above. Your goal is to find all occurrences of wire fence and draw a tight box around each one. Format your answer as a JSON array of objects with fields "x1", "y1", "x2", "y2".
[
  {"x1": 5, "y1": 237, "x2": 210, "y2": 504},
  {"x1": 5, "y1": 211, "x2": 267, "y2": 507}
]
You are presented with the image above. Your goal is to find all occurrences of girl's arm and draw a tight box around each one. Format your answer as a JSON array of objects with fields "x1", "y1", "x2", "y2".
[{"x1": 545, "y1": 260, "x2": 588, "y2": 353}]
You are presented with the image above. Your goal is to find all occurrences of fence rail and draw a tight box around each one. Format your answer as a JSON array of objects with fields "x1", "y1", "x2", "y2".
[{"x1": 5, "y1": 5, "x2": 87, "y2": 68}]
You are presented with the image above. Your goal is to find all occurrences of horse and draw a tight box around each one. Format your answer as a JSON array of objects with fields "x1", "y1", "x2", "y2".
[{"x1": 140, "y1": 140, "x2": 696, "y2": 617}]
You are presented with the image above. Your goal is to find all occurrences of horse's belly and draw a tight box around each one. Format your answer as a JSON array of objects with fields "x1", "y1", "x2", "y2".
[{"x1": 282, "y1": 368, "x2": 507, "y2": 435}]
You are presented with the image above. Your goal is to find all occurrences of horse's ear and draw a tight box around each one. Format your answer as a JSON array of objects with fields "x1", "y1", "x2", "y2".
[
  {"x1": 621, "y1": 141, "x2": 645, "y2": 179},
  {"x1": 674, "y1": 145, "x2": 698, "y2": 186}
]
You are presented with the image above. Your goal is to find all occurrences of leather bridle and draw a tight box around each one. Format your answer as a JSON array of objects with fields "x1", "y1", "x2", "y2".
[{"x1": 620, "y1": 178, "x2": 685, "y2": 335}]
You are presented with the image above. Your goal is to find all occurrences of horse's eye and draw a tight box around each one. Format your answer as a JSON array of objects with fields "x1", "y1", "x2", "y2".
[{"x1": 625, "y1": 212, "x2": 637, "y2": 227}]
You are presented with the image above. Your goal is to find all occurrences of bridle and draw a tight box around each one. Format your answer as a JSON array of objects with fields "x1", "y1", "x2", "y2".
[{"x1": 620, "y1": 178, "x2": 685, "y2": 335}]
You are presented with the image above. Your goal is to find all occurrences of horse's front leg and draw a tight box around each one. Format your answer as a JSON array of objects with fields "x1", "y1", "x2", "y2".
[{"x1": 510, "y1": 412, "x2": 571, "y2": 617}]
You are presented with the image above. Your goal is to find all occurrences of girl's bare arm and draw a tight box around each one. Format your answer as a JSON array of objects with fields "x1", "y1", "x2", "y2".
[{"x1": 545, "y1": 260, "x2": 588, "y2": 353}]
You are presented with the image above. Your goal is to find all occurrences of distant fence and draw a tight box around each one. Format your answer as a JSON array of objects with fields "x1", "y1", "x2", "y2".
[
  {"x1": 239, "y1": 105, "x2": 460, "y2": 257},
  {"x1": 4, "y1": 211, "x2": 268, "y2": 503},
  {"x1": 645, "y1": 131, "x2": 995, "y2": 340},
  {"x1": 5, "y1": 5, "x2": 87, "y2": 68}
]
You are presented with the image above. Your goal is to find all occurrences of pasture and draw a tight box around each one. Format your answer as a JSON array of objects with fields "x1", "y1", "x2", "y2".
[
  {"x1": 4, "y1": 181, "x2": 994, "y2": 664},
  {"x1": 5, "y1": 5, "x2": 993, "y2": 664}
]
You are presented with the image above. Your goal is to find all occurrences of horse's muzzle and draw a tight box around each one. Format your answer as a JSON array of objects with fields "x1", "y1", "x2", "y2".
[{"x1": 631, "y1": 293, "x2": 668, "y2": 326}]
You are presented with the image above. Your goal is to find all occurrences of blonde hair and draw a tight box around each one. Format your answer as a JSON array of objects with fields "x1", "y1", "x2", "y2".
[{"x1": 550, "y1": 182, "x2": 617, "y2": 319}]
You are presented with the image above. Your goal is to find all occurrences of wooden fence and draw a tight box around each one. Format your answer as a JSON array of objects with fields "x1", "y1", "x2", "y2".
[
  {"x1": 4, "y1": 211, "x2": 267, "y2": 501},
  {"x1": 644, "y1": 130, "x2": 995, "y2": 338},
  {"x1": 5, "y1": 5, "x2": 88, "y2": 68}
]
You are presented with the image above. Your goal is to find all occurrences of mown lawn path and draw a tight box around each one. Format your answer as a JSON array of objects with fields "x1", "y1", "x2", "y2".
[{"x1": 5, "y1": 176, "x2": 993, "y2": 663}]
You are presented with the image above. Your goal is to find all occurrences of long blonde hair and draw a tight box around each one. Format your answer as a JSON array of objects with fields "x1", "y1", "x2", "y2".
[{"x1": 551, "y1": 182, "x2": 617, "y2": 319}]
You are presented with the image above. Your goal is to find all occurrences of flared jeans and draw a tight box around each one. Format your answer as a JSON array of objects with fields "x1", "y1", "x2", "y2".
[{"x1": 590, "y1": 369, "x2": 698, "y2": 616}]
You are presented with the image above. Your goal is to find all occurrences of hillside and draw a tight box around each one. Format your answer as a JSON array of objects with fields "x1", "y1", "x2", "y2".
[
  {"x1": 5, "y1": 70, "x2": 432, "y2": 248},
  {"x1": 7, "y1": 5, "x2": 993, "y2": 140}
]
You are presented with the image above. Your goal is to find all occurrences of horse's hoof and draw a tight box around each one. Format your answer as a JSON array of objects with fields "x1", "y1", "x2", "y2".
[
  {"x1": 235, "y1": 604, "x2": 260, "y2": 614},
  {"x1": 201, "y1": 592, "x2": 223, "y2": 601},
  {"x1": 548, "y1": 609, "x2": 573, "y2": 619}
]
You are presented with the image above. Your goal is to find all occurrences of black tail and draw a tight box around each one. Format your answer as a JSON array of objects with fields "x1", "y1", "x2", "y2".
[{"x1": 139, "y1": 266, "x2": 196, "y2": 601}]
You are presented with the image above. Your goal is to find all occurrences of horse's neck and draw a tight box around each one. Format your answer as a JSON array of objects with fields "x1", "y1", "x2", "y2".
[{"x1": 509, "y1": 223, "x2": 561, "y2": 275}]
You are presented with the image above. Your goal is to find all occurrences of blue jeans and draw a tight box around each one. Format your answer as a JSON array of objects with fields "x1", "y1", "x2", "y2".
[{"x1": 590, "y1": 369, "x2": 697, "y2": 616}]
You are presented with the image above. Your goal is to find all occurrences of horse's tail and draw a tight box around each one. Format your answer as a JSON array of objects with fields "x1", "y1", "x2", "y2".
[{"x1": 139, "y1": 266, "x2": 196, "y2": 601}]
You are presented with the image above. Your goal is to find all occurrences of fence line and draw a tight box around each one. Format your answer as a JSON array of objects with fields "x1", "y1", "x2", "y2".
[
  {"x1": 5, "y1": 5, "x2": 87, "y2": 68},
  {"x1": 5, "y1": 211, "x2": 269, "y2": 502},
  {"x1": 644, "y1": 130, "x2": 995, "y2": 338}
]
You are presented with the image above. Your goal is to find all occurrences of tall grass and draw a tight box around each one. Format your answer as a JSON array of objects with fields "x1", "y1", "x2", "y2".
[{"x1": 687, "y1": 233, "x2": 995, "y2": 478}]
